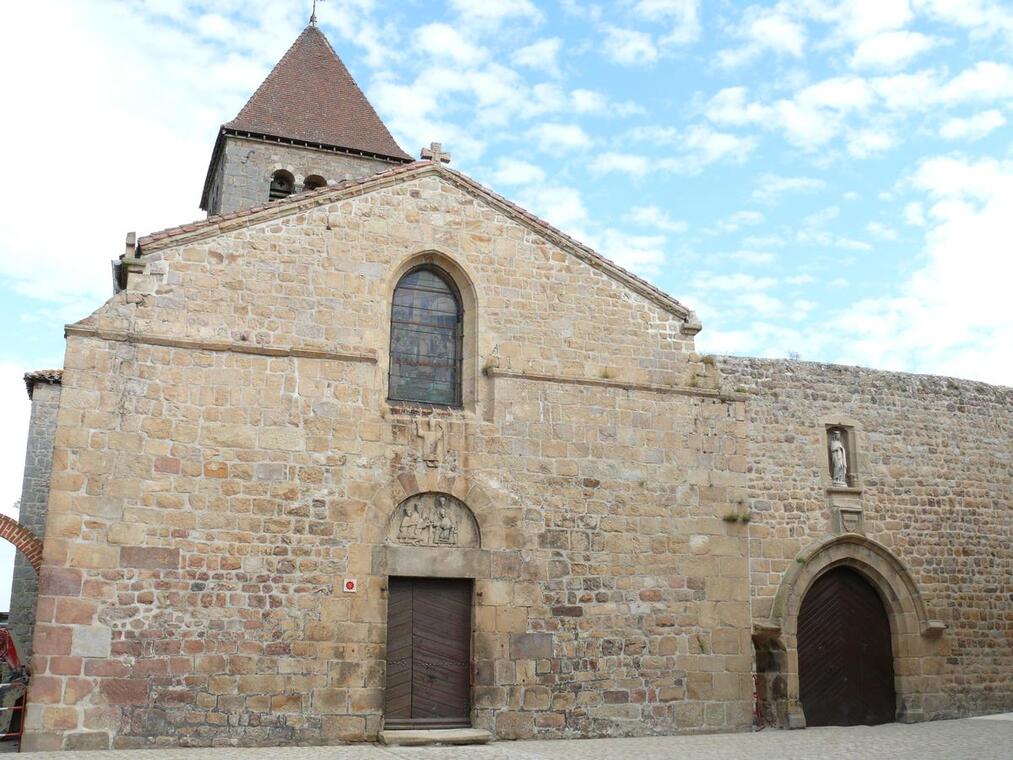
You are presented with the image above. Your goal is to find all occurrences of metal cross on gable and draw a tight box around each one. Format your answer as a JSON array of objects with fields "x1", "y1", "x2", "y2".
[
  {"x1": 307, "y1": 0, "x2": 324, "y2": 25},
  {"x1": 421, "y1": 142, "x2": 452, "y2": 165}
]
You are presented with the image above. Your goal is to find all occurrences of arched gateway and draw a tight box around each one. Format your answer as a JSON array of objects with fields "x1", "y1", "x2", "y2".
[
  {"x1": 754, "y1": 534, "x2": 947, "y2": 729},
  {"x1": 797, "y1": 567, "x2": 895, "y2": 726}
]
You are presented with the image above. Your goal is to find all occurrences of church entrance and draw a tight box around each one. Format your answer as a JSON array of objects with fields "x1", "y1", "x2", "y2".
[
  {"x1": 384, "y1": 577, "x2": 472, "y2": 729},
  {"x1": 797, "y1": 566, "x2": 896, "y2": 726}
]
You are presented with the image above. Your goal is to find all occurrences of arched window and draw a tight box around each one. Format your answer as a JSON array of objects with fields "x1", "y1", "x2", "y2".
[
  {"x1": 303, "y1": 175, "x2": 327, "y2": 191},
  {"x1": 269, "y1": 170, "x2": 295, "y2": 201},
  {"x1": 389, "y1": 266, "x2": 463, "y2": 406}
]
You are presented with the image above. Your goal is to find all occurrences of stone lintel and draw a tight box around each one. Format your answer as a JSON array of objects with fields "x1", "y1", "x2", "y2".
[{"x1": 372, "y1": 544, "x2": 492, "y2": 580}]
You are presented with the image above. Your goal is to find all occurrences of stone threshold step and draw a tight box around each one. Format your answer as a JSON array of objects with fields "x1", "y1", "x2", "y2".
[{"x1": 379, "y1": 728, "x2": 493, "y2": 746}]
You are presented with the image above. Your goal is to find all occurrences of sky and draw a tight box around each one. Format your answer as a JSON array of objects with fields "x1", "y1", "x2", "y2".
[{"x1": 0, "y1": 0, "x2": 1011, "y2": 607}]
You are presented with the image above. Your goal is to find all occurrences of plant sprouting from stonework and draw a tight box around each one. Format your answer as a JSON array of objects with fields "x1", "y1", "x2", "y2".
[{"x1": 695, "y1": 634, "x2": 708, "y2": 654}]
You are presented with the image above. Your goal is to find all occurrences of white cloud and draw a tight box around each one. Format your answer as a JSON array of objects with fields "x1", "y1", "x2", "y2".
[
  {"x1": 449, "y1": 0, "x2": 543, "y2": 27},
  {"x1": 867, "y1": 222, "x2": 899, "y2": 240},
  {"x1": 706, "y1": 62, "x2": 1013, "y2": 155},
  {"x1": 633, "y1": 0, "x2": 702, "y2": 46},
  {"x1": 718, "y1": 5, "x2": 807, "y2": 68},
  {"x1": 850, "y1": 31, "x2": 937, "y2": 71},
  {"x1": 603, "y1": 26, "x2": 658, "y2": 65},
  {"x1": 625, "y1": 125, "x2": 680, "y2": 143},
  {"x1": 414, "y1": 23, "x2": 487, "y2": 66},
  {"x1": 729, "y1": 250, "x2": 777, "y2": 265},
  {"x1": 692, "y1": 272, "x2": 777, "y2": 291},
  {"x1": 904, "y1": 202, "x2": 926, "y2": 226},
  {"x1": 571, "y1": 89, "x2": 607, "y2": 113},
  {"x1": 938, "y1": 62, "x2": 1013, "y2": 105},
  {"x1": 528, "y1": 123, "x2": 594, "y2": 152},
  {"x1": 815, "y1": 0, "x2": 915, "y2": 42},
  {"x1": 705, "y1": 87, "x2": 771, "y2": 126},
  {"x1": 512, "y1": 38, "x2": 563, "y2": 76},
  {"x1": 665, "y1": 125, "x2": 757, "y2": 172},
  {"x1": 492, "y1": 158, "x2": 546, "y2": 186},
  {"x1": 846, "y1": 127, "x2": 896, "y2": 157},
  {"x1": 939, "y1": 110, "x2": 1007, "y2": 140},
  {"x1": 710, "y1": 210, "x2": 766, "y2": 234},
  {"x1": 913, "y1": 0, "x2": 1013, "y2": 43},
  {"x1": 590, "y1": 152, "x2": 652, "y2": 177},
  {"x1": 753, "y1": 174, "x2": 826, "y2": 203},
  {"x1": 833, "y1": 156, "x2": 1013, "y2": 382},
  {"x1": 596, "y1": 229, "x2": 669, "y2": 274},
  {"x1": 787, "y1": 274, "x2": 816, "y2": 285},
  {"x1": 518, "y1": 185, "x2": 590, "y2": 233},
  {"x1": 628, "y1": 205, "x2": 689, "y2": 233}
]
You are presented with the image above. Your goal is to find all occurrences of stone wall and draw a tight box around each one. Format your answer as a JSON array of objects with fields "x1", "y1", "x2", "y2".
[
  {"x1": 9, "y1": 380, "x2": 61, "y2": 661},
  {"x1": 718, "y1": 357, "x2": 1012, "y2": 724},
  {"x1": 22, "y1": 170, "x2": 750, "y2": 750},
  {"x1": 205, "y1": 135, "x2": 405, "y2": 216}
]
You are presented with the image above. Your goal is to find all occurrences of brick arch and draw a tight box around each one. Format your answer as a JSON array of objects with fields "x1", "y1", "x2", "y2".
[
  {"x1": 0, "y1": 514, "x2": 43, "y2": 573},
  {"x1": 757, "y1": 534, "x2": 947, "y2": 729}
]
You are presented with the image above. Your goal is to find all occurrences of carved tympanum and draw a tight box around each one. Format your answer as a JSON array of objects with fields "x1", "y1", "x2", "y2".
[{"x1": 387, "y1": 493, "x2": 479, "y2": 548}]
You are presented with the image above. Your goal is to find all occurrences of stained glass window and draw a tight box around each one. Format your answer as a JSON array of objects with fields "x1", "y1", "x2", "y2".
[{"x1": 389, "y1": 267, "x2": 463, "y2": 406}]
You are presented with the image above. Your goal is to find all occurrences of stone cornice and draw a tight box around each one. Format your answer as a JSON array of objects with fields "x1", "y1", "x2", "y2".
[
  {"x1": 485, "y1": 367, "x2": 744, "y2": 402},
  {"x1": 64, "y1": 324, "x2": 377, "y2": 364}
]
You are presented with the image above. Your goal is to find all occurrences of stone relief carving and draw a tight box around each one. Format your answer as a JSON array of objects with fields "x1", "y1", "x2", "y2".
[
  {"x1": 415, "y1": 418, "x2": 446, "y2": 468},
  {"x1": 387, "y1": 493, "x2": 479, "y2": 548},
  {"x1": 829, "y1": 429, "x2": 848, "y2": 487}
]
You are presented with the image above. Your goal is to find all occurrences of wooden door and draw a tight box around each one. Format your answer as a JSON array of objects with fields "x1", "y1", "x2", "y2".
[
  {"x1": 798, "y1": 566, "x2": 896, "y2": 726},
  {"x1": 384, "y1": 577, "x2": 472, "y2": 729}
]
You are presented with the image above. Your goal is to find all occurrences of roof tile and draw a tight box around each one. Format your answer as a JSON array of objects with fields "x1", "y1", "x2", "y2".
[{"x1": 225, "y1": 25, "x2": 410, "y2": 161}]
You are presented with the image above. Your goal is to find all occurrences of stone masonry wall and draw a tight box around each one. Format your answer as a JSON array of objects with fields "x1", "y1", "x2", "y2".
[
  {"x1": 206, "y1": 135, "x2": 405, "y2": 216},
  {"x1": 23, "y1": 171, "x2": 750, "y2": 750},
  {"x1": 10, "y1": 380, "x2": 62, "y2": 660},
  {"x1": 719, "y1": 357, "x2": 1012, "y2": 721}
]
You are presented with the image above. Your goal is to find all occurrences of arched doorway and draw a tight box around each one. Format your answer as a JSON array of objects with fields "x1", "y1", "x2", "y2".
[{"x1": 798, "y1": 566, "x2": 895, "y2": 726}]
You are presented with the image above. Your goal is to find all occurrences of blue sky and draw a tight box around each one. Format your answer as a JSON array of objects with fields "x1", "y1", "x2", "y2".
[{"x1": 0, "y1": 0, "x2": 1011, "y2": 607}]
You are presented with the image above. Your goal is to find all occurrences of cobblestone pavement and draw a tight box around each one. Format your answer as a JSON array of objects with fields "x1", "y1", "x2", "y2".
[{"x1": 9, "y1": 714, "x2": 1013, "y2": 759}]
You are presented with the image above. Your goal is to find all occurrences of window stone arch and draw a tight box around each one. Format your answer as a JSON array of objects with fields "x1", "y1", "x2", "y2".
[
  {"x1": 303, "y1": 174, "x2": 327, "y2": 191},
  {"x1": 269, "y1": 170, "x2": 295, "y2": 201},
  {"x1": 383, "y1": 250, "x2": 480, "y2": 410}
]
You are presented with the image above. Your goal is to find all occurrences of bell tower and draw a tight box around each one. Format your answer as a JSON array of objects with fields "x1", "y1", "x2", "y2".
[{"x1": 200, "y1": 23, "x2": 412, "y2": 216}]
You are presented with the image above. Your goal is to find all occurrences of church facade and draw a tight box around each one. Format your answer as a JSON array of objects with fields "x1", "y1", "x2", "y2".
[{"x1": 15, "y1": 23, "x2": 1011, "y2": 752}]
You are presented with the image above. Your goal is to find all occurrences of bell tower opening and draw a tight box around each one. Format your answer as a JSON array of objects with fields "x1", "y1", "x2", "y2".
[{"x1": 200, "y1": 24, "x2": 412, "y2": 217}]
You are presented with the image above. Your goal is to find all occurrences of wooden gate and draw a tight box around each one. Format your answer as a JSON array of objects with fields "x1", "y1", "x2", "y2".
[
  {"x1": 797, "y1": 566, "x2": 896, "y2": 726},
  {"x1": 384, "y1": 577, "x2": 472, "y2": 729}
]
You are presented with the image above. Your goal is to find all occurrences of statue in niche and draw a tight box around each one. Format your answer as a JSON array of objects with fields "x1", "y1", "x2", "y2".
[
  {"x1": 829, "y1": 430, "x2": 848, "y2": 487},
  {"x1": 387, "y1": 492, "x2": 479, "y2": 549}
]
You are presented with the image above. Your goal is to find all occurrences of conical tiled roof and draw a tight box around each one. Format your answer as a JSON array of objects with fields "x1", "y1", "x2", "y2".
[{"x1": 224, "y1": 25, "x2": 410, "y2": 160}]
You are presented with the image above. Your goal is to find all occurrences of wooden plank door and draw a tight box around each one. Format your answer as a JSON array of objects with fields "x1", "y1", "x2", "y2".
[
  {"x1": 384, "y1": 577, "x2": 472, "y2": 729},
  {"x1": 798, "y1": 566, "x2": 896, "y2": 726}
]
